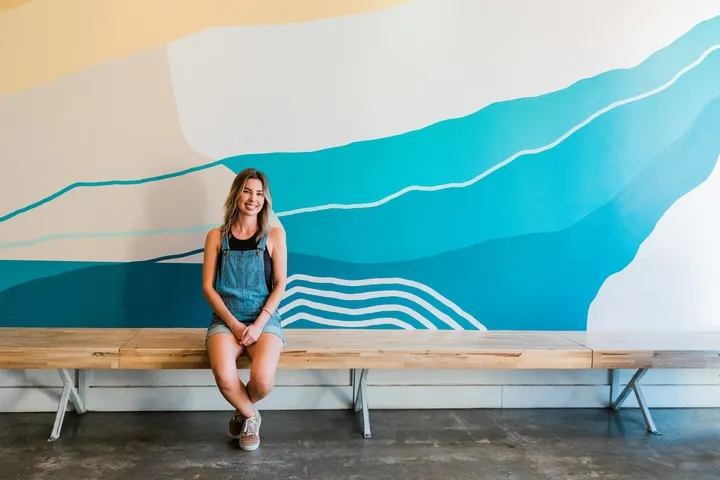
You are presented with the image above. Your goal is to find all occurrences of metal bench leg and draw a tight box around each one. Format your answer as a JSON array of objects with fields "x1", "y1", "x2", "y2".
[
  {"x1": 48, "y1": 369, "x2": 87, "y2": 442},
  {"x1": 609, "y1": 368, "x2": 659, "y2": 435},
  {"x1": 352, "y1": 368, "x2": 371, "y2": 439}
]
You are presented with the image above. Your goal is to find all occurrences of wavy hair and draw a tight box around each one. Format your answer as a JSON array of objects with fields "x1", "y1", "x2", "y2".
[{"x1": 220, "y1": 168, "x2": 272, "y2": 241}]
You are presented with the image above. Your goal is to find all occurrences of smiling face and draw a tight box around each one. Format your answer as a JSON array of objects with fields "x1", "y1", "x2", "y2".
[
  {"x1": 237, "y1": 177, "x2": 266, "y2": 217},
  {"x1": 222, "y1": 168, "x2": 273, "y2": 239}
]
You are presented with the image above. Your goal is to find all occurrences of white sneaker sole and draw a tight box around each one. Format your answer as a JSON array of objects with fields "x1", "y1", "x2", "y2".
[{"x1": 239, "y1": 441, "x2": 260, "y2": 451}]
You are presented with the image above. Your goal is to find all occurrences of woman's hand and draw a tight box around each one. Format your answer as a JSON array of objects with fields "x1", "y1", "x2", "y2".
[
  {"x1": 241, "y1": 323, "x2": 262, "y2": 346},
  {"x1": 230, "y1": 322, "x2": 247, "y2": 343}
]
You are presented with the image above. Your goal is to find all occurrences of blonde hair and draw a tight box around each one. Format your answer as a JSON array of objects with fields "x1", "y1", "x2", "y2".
[{"x1": 220, "y1": 168, "x2": 273, "y2": 241}]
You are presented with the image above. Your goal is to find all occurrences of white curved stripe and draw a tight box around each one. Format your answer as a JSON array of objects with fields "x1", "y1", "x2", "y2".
[
  {"x1": 167, "y1": 0, "x2": 720, "y2": 159},
  {"x1": 283, "y1": 285, "x2": 464, "y2": 330},
  {"x1": 587, "y1": 154, "x2": 720, "y2": 332},
  {"x1": 279, "y1": 298, "x2": 439, "y2": 330},
  {"x1": 8, "y1": 41, "x2": 716, "y2": 258},
  {"x1": 281, "y1": 313, "x2": 415, "y2": 330},
  {"x1": 287, "y1": 274, "x2": 485, "y2": 330},
  {"x1": 277, "y1": 45, "x2": 720, "y2": 218}
]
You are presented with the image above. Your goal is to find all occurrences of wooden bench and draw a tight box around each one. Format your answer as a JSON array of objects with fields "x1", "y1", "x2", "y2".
[
  {"x1": 0, "y1": 328, "x2": 138, "y2": 441},
  {"x1": 1, "y1": 328, "x2": 719, "y2": 442},
  {"x1": 559, "y1": 331, "x2": 720, "y2": 434}
]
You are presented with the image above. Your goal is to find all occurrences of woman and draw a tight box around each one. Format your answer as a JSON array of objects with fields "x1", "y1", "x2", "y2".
[{"x1": 202, "y1": 167, "x2": 287, "y2": 451}]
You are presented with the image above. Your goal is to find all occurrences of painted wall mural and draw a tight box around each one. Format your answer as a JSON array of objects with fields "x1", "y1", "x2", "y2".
[{"x1": 1, "y1": 0, "x2": 719, "y2": 332}]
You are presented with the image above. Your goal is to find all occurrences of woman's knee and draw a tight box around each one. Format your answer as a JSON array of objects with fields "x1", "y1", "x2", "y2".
[
  {"x1": 212, "y1": 367, "x2": 239, "y2": 392},
  {"x1": 249, "y1": 370, "x2": 275, "y2": 395},
  {"x1": 245, "y1": 333, "x2": 283, "y2": 397},
  {"x1": 206, "y1": 333, "x2": 242, "y2": 391}
]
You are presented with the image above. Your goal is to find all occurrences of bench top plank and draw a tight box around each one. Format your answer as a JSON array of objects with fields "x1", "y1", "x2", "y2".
[
  {"x1": 0, "y1": 328, "x2": 138, "y2": 369},
  {"x1": 4, "y1": 328, "x2": 717, "y2": 371},
  {"x1": 559, "y1": 331, "x2": 720, "y2": 369},
  {"x1": 118, "y1": 329, "x2": 592, "y2": 369},
  {"x1": 119, "y1": 328, "x2": 212, "y2": 369}
]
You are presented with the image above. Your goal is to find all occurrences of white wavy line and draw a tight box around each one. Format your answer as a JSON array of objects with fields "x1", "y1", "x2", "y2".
[
  {"x1": 5, "y1": 45, "x2": 717, "y2": 251},
  {"x1": 279, "y1": 298, "x2": 440, "y2": 330},
  {"x1": 287, "y1": 274, "x2": 486, "y2": 330},
  {"x1": 282, "y1": 285, "x2": 465, "y2": 330},
  {"x1": 276, "y1": 45, "x2": 720, "y2": 218},
  {"x1": 281, "y1": 313, "x2": 415, "y2": 330}
]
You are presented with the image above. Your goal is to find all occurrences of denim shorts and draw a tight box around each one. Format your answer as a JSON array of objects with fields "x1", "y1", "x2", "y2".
[{"x1": 205, "y1": 317, "x2": 286, "y2": 346}]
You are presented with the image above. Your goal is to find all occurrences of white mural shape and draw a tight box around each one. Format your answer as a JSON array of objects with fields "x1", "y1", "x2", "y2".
[
  {"x1": 587, "y1": 154, "x2": 720, "y2": 331},
  {"x1": 166, "y1": 0, "x2": 720, "y2": 159}
]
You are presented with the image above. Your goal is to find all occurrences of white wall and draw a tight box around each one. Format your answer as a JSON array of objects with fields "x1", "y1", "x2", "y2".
[{"x1": 3, "y1": 369, "x2": 719, "y2": 413}]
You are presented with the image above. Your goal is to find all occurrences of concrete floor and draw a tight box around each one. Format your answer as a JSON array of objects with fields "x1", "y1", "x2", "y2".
[{"x1": 1, "y1": 408, "x2": 719, "y2": 479}]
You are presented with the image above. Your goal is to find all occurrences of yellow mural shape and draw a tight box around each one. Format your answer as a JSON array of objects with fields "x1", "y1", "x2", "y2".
[
  {"x1": 0, "y1": 0, "x2": 32, "y2": 13},
  {"x1": 0, "y1": 0, "x2": 410, "y2": 96}
]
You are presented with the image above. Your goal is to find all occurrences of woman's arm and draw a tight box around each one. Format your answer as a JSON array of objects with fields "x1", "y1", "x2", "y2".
[
  {"x1": 253, "y1": 226, "x2": 288, "y2": 330},
  {"x1": 201, "y1": 228, "x2": 246, "y2": 337}
]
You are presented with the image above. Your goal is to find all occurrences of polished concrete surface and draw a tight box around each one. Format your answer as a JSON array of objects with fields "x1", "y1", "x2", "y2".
[{"x1": 1, "y1": 408, "x2": 719, "y2": 479}]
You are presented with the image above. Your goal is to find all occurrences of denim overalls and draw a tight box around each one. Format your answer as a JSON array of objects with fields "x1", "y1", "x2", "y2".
[{"x1": 205, "y1": 230, "x2": 285, "y2": 344}]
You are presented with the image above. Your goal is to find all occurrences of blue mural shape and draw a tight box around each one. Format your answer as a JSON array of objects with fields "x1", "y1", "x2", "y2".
[
  {"x1": 289, "y1": 94, "x2": 720, "y2": 331},
  {"x1": 1, "y1": 16, "x2": 719, "y2": 330}
]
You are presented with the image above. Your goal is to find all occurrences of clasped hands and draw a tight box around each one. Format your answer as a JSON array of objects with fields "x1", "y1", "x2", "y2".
[{"x1": 232, "y1": 321, "x2": 262, "y2": 347}]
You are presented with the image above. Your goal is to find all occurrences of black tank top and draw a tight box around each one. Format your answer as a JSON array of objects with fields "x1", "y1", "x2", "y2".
[{"x1": 228, "y1": 233, "x2": 274, "y2": 292}]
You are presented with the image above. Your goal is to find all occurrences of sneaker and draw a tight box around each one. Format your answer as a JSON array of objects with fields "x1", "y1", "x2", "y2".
[
  {"x1": 228, "y1": 411, "x2": 245, "y2": 440},
  {"x1": 239, "y1": 411, "x2": 262, "y2": 451}
]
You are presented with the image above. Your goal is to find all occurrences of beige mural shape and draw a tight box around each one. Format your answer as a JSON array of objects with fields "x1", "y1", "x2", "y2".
[
  {"x1": 0, "y1": 166, "x2": 234, "y2": 262},
  {"x1": 0, "y1": 46, "x2": 211, "y2": 224},
  {"x1": 0, "y1": 0, "x2": 411, "y2": 96}
]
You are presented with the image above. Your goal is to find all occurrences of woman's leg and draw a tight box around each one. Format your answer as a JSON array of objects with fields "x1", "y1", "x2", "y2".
[
  {"x1": 206, "y1": 332, "x2": 256, "y2": 418},
  {"x1": 245, "y1": 333, "x2": 285, "y2": 404}
]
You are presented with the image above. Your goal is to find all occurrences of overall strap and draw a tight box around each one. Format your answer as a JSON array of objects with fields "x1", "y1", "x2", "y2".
[
  {"x1": 257, "y1": 230, "x2": 270, "y2": 251},
  {"x1": 221, "y1": 231, "x2": 230, "y2": 251}
]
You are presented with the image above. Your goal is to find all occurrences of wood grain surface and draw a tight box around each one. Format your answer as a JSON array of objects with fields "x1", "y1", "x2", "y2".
[
  {"x1": 116, "y1": 329, "x2": 592, "y2": 369},
  {"x1": 2, "y1": 328, "x2": 717, "y2": 371},
  {"x1": 559, "y1": 331, "x2": 720, "y2": 369},
  {"x1": 0, "y1": 328, "x2": 137, "y2": 368}
]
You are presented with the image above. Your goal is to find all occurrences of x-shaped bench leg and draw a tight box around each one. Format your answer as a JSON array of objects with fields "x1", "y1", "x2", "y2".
[
  {"x1": 48, "y1": 369, "x2": 87, "y2": 442},
  {"x1": 352, "y1": 369, "x2": 371, "y2": 439},
  {"x1": 609, "y1": 368, "x2": 659, "y2": 435}
]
